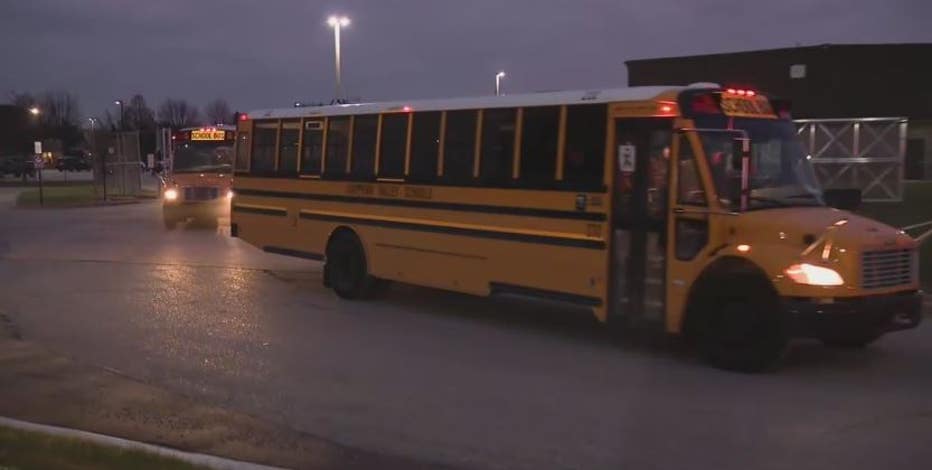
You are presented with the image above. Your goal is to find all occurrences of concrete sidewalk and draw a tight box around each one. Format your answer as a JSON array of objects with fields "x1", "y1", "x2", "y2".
[{"x1": 0, "y1": 313, "x2": 450, "y2": 470}]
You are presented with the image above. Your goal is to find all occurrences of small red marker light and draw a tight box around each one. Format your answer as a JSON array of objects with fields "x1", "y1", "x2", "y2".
[
  {"x1": 736, "y1": 89, "x2": 747, "y2": 96},
  {"x1": 238, "y1": 113, "x2": 249, "y2": 121},
  {"x1": 746, "y1": 90, "x2": 756, "y2": 97},
  {"x1": 726, "y1": 88, "x2": 737, "y2": 94},
  {"x1": 402, "y1": 106, "x2": 413, "y2": 112},
  {"x1": 660, "y1": 104, "x2": 673, "y2": 113}
]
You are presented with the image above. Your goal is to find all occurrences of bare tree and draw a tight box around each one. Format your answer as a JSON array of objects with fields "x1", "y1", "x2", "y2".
[
  {"x1": 124, "y1": 94, "x2": 156, "y2": 131},
  {"x1": 157, "y1": 99, "x2": 201, "y2": 128},
  {"x1": 204, "y1": 99, "x2": 233, "y2": 125},
  {"x1": 37, "y1": 91, "x2": 81, "y2": 128},
  {"x1": 9, "y1": 91, "x2": 36, "y2": 109}
]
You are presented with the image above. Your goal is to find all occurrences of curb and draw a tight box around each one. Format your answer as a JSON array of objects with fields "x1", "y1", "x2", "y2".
[{"x1": 0, "y1": 416, "x2": 287, "y2": 470}]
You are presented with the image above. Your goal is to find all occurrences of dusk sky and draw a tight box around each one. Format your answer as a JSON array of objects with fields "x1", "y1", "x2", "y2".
[{"x1": 2, "y1": 0, "x2": 930, "y2": 119}]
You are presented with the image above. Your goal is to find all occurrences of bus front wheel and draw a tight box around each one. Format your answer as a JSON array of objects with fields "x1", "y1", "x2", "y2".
[
  {"x1": 694, "y1": 278, "x2": 787, "y2": 373},
  {"x1": 325, "y1": 231, "x2": 376, "y2": 300}
]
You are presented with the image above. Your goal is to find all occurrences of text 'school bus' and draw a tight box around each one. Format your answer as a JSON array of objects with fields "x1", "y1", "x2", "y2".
[
  {"x1": 162, "y1": 125, "x2": 235, "y2": 229},
  {"x1": 230, "y1": 85, "x2": 922, "y2": 371}
]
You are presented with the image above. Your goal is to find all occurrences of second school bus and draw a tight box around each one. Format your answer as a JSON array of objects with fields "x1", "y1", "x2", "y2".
[{"x1": 230, "y1": 85, "x2": 922, "y2": 371}]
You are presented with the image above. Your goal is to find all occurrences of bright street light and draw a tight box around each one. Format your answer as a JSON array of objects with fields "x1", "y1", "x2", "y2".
[
  {"x1": 113, "y1": 99, "x2": 124, "y2": 131},
  {"x1": 327, "y1": 15, "x2": 351, "y2": 100},
  {"x1": 327, "y1": 15, "x2": 350, "y2": 27},
  {"x1": 495, "y1": 71, "x2": 506, "y2": 96},
  {"x1": 28, "y1": 106, "x2": 40, "y2": 115}
]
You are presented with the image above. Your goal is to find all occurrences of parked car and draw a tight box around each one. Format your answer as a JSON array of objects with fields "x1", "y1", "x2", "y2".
[
  {"x1": 0, "y1": 156, "x2": 35, "y2": 178},
  {"x1": 56, "y1": 154, "x2": 92, "y2": 172}
]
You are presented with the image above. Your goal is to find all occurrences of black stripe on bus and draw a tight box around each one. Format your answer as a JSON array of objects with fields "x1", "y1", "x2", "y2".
[
  {"x1": 299, "y1": 212, "x2": 606, "y2": 250},
  {"x1": 490, "y1": 282, "x2": 603, "y2": 307},
  {"x1": 232, "y1": 205, "x2": 288, "y2": 217},
  {"x1": 235, "y1": 188, "x2": 605, "y2": 221},
  {"x1": 263, "y1": 246, "x2": 324, "y2": 261}
]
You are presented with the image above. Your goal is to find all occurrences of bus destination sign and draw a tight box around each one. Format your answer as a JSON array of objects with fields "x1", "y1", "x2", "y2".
[
  {"x1": 191, "y1": 129, "x2": 227, "y2": 141},
  {"x1": 720, "y1": 94, "x2": 776, "y2": 119}
]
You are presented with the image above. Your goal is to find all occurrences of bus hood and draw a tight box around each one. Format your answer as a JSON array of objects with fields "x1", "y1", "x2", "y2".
[
  {"x1": 732, "y1": 207, "x2": 915, "y2": 253},
  {"x1": 727, "y1": 207, "x2": 918, "y2": 296}
]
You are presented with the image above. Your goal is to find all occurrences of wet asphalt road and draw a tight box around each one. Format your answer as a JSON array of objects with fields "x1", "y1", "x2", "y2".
[{"x1": 1, "y1": 188, "x2": 931, "y2": 470}]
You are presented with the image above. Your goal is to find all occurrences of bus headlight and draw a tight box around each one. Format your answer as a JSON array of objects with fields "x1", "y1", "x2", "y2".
[
  {"x1": 164, "y1": 188, "x2": 179, "y2": 201},
  {"x1": 784, "y1": 263, "x2": 844, "y2": 286}
]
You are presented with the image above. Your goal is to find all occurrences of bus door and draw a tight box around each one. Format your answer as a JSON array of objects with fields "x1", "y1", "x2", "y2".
[
  {"x1": 611, "y1": 118, "x2": 673, "y2": 329},
  {"x1": 665, "y1": 131, "x2": 713, "y2": 333}
]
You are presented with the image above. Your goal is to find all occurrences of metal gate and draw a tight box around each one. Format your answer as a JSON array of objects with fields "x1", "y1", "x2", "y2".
[{"x1": 795, "y1": 117, "x2": 907, "y2": 202}]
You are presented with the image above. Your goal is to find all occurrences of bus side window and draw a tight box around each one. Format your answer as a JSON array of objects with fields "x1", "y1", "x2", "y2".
[
  {"x1": 408, "y1": 111, "x2": 441, "y2": 182},
  {"x1": 479, "y1": 107, "x2": 517, "y2": 186},
  {"x1": 324, "y1": 117, "x2": 350, "y2": 178},
  {"x1": 351, "y1": 114, "x2": 378, "y2": 180},
  {"x1": 278, "y1": 120, "x2": 300, "y2": 176},
  {"x1": 442, "y1": 110, "x2": 477, "y2": 184},
  {"x1": 562, "y1": 104, "x2": 607, "y2": 190},
  {"x1": 300, "y1": 120, "x2": 323, "y2": 175},
  {"x1": 251, "y1": 121, "x2": 277, "y2": 174},
  {"x1": 379, "y1": 113, "x2": 407, "y2": 179},
  {"x1": 235, "y1": 130, "x2": 250, "y2": 172},
  {"x1": 519, "y1": 106, "x2": 560, "y2": 187},
  {"x1": 677, "y1": 136, "x2": 706, "y2": 206}
]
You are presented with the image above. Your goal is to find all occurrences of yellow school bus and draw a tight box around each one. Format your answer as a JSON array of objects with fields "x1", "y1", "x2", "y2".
[{"x1": 231, "y1": 85, "x2": 922, "y2": 371}]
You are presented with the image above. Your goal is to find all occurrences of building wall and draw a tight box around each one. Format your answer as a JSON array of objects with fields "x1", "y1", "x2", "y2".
[
  {"x1": 907, "y1": 120, "x2": 932, "y2": 180},
  {"x1": 626, "y1": 44, "x2": 932, "y2": 120}
]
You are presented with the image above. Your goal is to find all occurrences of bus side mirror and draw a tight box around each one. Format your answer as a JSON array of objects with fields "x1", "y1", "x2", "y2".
[
  {"x1": 733, "y1": 137, "x2": 751, "y2": 210},
  {"x1": 823, "y1": 188, "x2": 861, "y2": 211}
]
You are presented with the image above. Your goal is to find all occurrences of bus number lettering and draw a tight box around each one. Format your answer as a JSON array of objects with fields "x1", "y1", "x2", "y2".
[
  {"x1": 404, "y1": 186, "x2": 432, "y2": 200},
  {"x1": 346, "y1": 184, "x2": 374, "y2": 196},
  {"x1": 378, "y1": 185, "x2": 400, "y2": 197}
]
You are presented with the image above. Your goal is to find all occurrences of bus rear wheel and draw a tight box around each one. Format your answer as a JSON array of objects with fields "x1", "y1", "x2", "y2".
[
  {"x1": 695, "y1": 279, "x2": 787, "y2": 373},
  {"x1": 325, "y1": 231, "x2": 376, "y2": 300}
]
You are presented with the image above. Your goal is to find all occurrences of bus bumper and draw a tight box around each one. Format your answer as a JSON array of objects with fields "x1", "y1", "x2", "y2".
[
  {"x1": 163, "y1": 200, "x2": 229, "y2": 220},
  {"x1": 784, "y1": 291, "x2": 923, "y2": 338}
]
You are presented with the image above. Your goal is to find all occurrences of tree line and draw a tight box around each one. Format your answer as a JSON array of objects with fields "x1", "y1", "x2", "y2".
[{"x1": 7, "y1": 91, "x2": 237, "y2": 147}]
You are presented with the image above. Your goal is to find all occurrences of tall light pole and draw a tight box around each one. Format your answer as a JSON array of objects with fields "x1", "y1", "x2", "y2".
[
  {"x1": 113, "y1": 99, "x2": 124, "y2": 131},
  {"x1": 327, "y1": 15, "x2": 351, "y2": 101},
  {"x1": 495, "y1": 71, "x2": 506, "y2": 96}
]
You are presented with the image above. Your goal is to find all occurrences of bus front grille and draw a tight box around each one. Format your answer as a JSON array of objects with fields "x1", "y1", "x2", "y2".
[
  {"x1": 861, "y1": 249, "x2": 915, "y2": 289},
  {"x1": 184, "y1": 187, "x2": 220, "y2": 201}
]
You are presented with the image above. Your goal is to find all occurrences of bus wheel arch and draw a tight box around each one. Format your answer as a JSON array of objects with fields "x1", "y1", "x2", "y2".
[
  {"x1": 324, "y1": 226, "x2": 377, "y2": 299},
  {"x1": 683, "y1": 256, "x2": 787, "y2": 372}
]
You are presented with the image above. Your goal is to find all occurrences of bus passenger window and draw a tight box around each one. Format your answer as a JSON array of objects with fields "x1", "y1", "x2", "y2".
[
  {"x1": 251, "y1": 122, "x2": 277, "y2": 174},
  {"x1": 479, "y1": 108, "x2": 517, "y2": 185},
  {"x1": 300, "y1": 120, "x2": 323, "y2": 175},
  {"x1": 647, "y1": 130, "x2": 672, "y2": 224},
  {"x1": 677, "y1": 136, "x2": 706, "y2": 206},
  {"x1": 563, "y1": 104, "x2": 607, "y2": 189},
  {"x1": 278, "y1": 120, "x2": 300, "y2": 175},
  {"x1": 379, "y1": 114, "x2": 407, "y2": 179},
  {"x1": 234, "y1": 131, "x2": 250, "y2": 172},
  {"x1": 408, "y1": 111, "x2": 441, "y2": 182},
  {"x1": 442, "y1": 110, "x2": 477, "y2": 184},
  {"x1": 324, "y1": 117, "x2": 350, "y2": 177},
  {"x1": 351, "y1": 114, "x2": 378, "y2": 180},
  {"x1": 519, "y1": 106, "x2": 559, "y2": 186}
]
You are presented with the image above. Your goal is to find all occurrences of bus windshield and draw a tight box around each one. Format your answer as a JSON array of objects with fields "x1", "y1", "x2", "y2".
[
  {"x1": 694, "y1": 116, "x2": 823, "y2": 210},
  {"x1": 174, "y1": 141, "x2": 233, "y2": 173}
]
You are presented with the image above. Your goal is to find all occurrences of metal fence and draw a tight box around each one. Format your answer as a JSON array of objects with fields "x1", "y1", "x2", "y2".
[
  {"x1": 795, "y1": 117, "x2": 907, "y2": 202},
  {"x1": 86, "y1": 130, "x2": 143, "y2": 197}
]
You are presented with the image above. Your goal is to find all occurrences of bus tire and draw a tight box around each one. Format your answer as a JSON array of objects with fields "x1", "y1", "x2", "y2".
[
  {"x1": 325, "y1": 230, "x2": 376, "y2": 300},
  {"x1": 693, "y1": 276, "x2": 787, "y2": 373}
]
